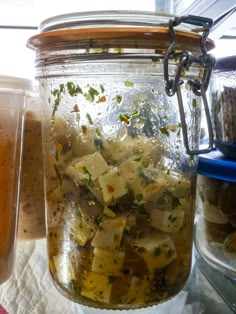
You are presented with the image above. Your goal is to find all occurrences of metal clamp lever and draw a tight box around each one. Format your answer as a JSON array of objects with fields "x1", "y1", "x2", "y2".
[{"x1": 164, "y1": 14, "x2": 215, "y2": 155}]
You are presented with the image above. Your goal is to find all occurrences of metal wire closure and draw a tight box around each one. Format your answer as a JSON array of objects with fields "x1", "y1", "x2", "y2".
[{"x1": 164, "y1": 15, "x2": 215, "y2": 155}]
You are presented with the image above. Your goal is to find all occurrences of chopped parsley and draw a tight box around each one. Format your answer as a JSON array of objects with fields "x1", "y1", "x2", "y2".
[
  {"x1": 54, "y1": 164, "x2": 62, "y2": 186},
  {"x1": 100, "y1": 84, "x2": 105, "y2": 93},
  {"x1": 124, "y1": 80, "x2": 134, "y2": 87},
  {"x1": 154, "y1": 247, "x2": 161, "y2": 256},
  {"x1": 133, "y1": 156, "x2": 142, "y2": 162},
  {"x1": 82, "y1": 166, "x2": 95, "y2": 188},
  {"x1": 136, "y1": 194, "x2": 143, "y2": 202},
  {"x1": 171, "y1": 195, "x2": 181, "y2": 209},
  {"x1": 66, "y1": 82, "x2": 83, "y2": 96},
  {"x1": 88, "y1": 86, "x2": 99, "y2": 101},
  {"x1": 159, "y1": 126, "x2": 170, "y2": 136},
  {"x1": 76, "y1": 206, "x2": 82, "y2": 217},
  {"x1": 192, "y1": 99, "x2": 197, "y2": 108},
  {"x1": 86, "y1": 113, "x2": 93, "y2": 125},
  {"x1": 116, "y1": 95, "x2": 123, "y2": 104}
]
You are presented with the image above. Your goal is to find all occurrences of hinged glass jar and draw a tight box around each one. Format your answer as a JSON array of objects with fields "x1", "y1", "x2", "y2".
[{"x1": 27, "y1": 11, "x2": 215, "y2": 309}]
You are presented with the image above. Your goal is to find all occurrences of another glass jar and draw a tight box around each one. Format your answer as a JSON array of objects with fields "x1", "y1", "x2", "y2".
[
  {"x1": 18, "y1": 92, "x2": 46, "y2": 240},
  {"x1": 0, "y1": 76, "x2": 31, "y2": 283},
  {"x1": 195, "y1": 150, "x2": 236, "y2": 279},
  {"x1": 211, "y1": 55, "x2": 236, "y2": 158},
  {"x1": 27, "y1": 11, "x2": 215, "y2": 309}
]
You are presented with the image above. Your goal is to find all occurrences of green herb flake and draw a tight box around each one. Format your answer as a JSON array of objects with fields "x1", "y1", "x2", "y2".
[
  {"x1": 108, "y1": 276, "x2": 115, "y2": 283},
  {"x1": 154, "y1": 247, "x2": 161, "y2": 256},
  {"x1": 159, "y1": 127, "x2": 169, "y2": 136},
  {"x1": 76, "y1": 206, "x2": 82, "y2": 217},
  {"x1": 171, "y1": 196, "x2": 181, "y2": 209},
  {"x1": 133, "y1": 157, "x2": 142, "y2": 162},
  {"x1": 66, "y1": 82, "x2": 83, "y2": 96},
  {"x1": 100, "y1": 84, "x2": 105, "y2": 93},
  {"x1": 136, "y1": 194, "x2": 143, "y2": 202},
  {"x1": 82, "y1": 166, "x2": 92, "y2": 177},
  {"x1": 124, "y1": 80, "x2": 134, "y2": 87},
  {"x1": 88, "y1": 86, "x2": 99, "y2": 101},
  {"x1": 54, "y1": 164, "x2": 62, "y2": 186},
  {"x1": 192, "y1": 99, "x2": 197, "y2": 108},
  {"x1": 116, "y1": 95, "x2": 123, "y2": 104},
  {"x1": 86, "y1": 113, "x2": 93, "y2": 125},
  {"x1": 95, "y1": 128, "x2": 102, "y2": 136}
]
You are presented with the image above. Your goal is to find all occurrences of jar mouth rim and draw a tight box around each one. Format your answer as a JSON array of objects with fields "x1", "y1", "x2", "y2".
[{"x1": 39, "y1": 10, "x2": 182, "y2": 33}]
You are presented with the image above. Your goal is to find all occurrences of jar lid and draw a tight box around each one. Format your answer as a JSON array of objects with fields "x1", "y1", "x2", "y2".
[
  {"x1": 214, "y1": 55, "x2": 236, "y2": 73},
  {"x1": 0, "y1": 75, "x2": 32, "y2": 91},
  {"x1": 27, "y1": 11, "x2": 215, "y2": 53},
  {"x1": 197, "y1": 150, "x2": 236, "y2": 182}
]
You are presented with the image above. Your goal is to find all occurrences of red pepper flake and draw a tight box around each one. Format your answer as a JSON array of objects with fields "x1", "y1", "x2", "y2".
[
  {"x1": 81, "y1": 125, "x2": 88, "y2": 135},
  {"x1": 97, "y1": 96, "x2": 107, "y2": 103},
  {"x1": 73, "y1": 104, "x2": 79, "y2": 112},
  {"x1": 107, "y1": 184, "x2": 115, "y2": 193}
]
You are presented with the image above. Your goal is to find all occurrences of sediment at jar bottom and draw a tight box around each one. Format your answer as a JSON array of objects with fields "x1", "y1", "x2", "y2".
[
  {"x1": 44, "y1": 119, "x2": 195, "y2": 308},
  {"x1": 18, "y1": 111, "x2": 45, "y2": 240},
  {"x1": 0, "y1": 139, "x2": 16, "y2": 283}
]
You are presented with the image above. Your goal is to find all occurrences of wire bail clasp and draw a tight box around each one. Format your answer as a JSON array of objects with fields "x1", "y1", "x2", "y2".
[{"x1": 164, "y1": 15, "x2": 216, "y2": 155}]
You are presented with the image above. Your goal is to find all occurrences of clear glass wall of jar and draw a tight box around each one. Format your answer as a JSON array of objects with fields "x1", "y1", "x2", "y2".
[{"x1": 27, "y1": 11, "x2": 215, "y2": 309}]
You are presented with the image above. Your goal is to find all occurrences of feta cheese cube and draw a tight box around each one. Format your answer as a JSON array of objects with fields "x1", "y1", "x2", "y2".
[
  {"x1": 132, "y1": 233, "x2": 177, "y2": 273},
  {"x1": 123, "y1": 276, "x2": 151, "y2": 304},
  {"x1": 151, "y1": 209, "x2": 184, "y2": 232},
  {"x1": 98, "y1": 168, "x2": 128, "y2": 204},
  {"x1": 81, "y1": 271, "x2": 112, "y2": 303},
  {"x1": 120, "y1": 159, "x2": 168, "y2": 202},
  {"x1": 92, "y1": 248, "x2": 125, "y2": 275},
  {"x1": 91, "y1": 216, "x2": 127, "y2": 251}
]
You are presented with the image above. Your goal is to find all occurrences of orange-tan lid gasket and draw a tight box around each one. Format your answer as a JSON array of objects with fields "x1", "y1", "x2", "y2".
[{"x1": 27, "y1": 27, "x2": 215, "y2": 52}]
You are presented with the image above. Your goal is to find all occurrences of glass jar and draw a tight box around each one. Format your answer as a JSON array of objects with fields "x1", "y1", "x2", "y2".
[
  {"x1": 27, "y1": 11, "x2": 215, "y2": 309},
  {"x1": 18, "y1": 91, "x2": 46, "y2": 240},
  {"x1": 0, "y1": 76, "x2": 31, "y2": 284},
  {"x1": 195, "y1": 150, "x2": 236, "y2": 279},
  {"x1": 211, "y1": 55, "x2": 236, "y2": 159}
]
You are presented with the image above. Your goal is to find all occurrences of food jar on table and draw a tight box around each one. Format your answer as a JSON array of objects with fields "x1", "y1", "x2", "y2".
[
  {"x1": 18, "y1": 92, "x2": 46, "y2": 240},
  {"x1": 27, "y1": 11, "x2": 215, "y2": 309},
  {"x1": 195, "y1": 150, "x2": 236, "y2": 279},
  {"x1": 210, "y1": 55, "x2": 236, "y2": 158},
  {"x1": 0, "y1": 76, "x2": 31, "y2": 284}
]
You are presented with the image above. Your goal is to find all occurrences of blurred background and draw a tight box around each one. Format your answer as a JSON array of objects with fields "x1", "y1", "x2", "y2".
[{"x1": 0, "y1": 0, "x2": 235, "y2": 79}]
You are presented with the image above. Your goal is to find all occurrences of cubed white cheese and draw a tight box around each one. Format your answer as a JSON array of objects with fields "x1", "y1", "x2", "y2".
[
  {"x1": 132, "y1": 233, "x2": 177, "y2": 273},
  {"x1": 81, "y1": 271, "x2": 112, "y2": 303},
  {"x1": 98, "y1": 168, "x2": 128, "y2": 204},
  {"x1": 65, "y1": 151, "x2": 109, "y2": 185},
  {"x1": 91, "y1": 216, "x2": 127, "y2": 251},
  {"x1": 168, "y1": 174, "x2": 191, "y2": 198},
  {"x1": 102, "y1": 136, "x2": 134, "y2": 164},
  {"x1": 151, "y1": 209, "x2": 184, "y2": 232},
  {"x1": 122, "y1": 276, "x2": 151, "y2": 304},
  {"x1": 91, "y1": 248, "x2": 125, "y2": 275},
  {"x1": 72, "y1": 127, "x2": 106, "y2": 157},
  {"x1": 120, "y1": 159, "x2": 168, "y2": 202}
]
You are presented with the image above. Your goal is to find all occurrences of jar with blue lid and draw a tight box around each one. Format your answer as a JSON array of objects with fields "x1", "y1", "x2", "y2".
[{"x1": 195, "y1": 150, "x2": 236, "y2": 279}]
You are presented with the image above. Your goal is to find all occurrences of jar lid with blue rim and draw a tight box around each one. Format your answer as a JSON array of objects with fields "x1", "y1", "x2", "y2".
[{"x1": 197, "y1": 150, "x2": 236, "y2": 182}]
